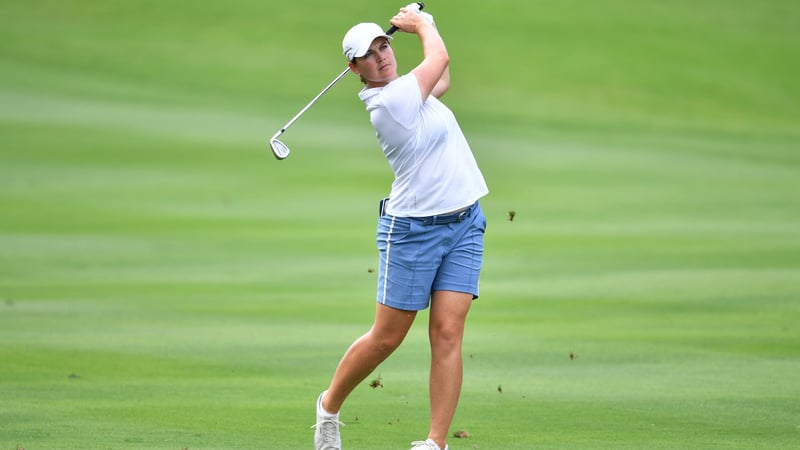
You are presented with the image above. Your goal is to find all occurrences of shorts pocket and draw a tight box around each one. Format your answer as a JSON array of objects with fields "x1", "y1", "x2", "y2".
[{"x1": 376, "y1": 216, "x2": 414, "y2": 251}]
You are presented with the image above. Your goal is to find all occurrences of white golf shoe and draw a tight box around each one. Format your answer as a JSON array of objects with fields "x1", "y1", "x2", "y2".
[
  {"x1": 312, "y1": 391, "x2": 343, "y2": 450},
  {"x1": 410, "y1": 438, "x2": 448, "y2": 450}
]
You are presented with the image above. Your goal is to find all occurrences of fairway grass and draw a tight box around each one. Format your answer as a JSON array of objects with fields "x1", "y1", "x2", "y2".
[{"x1": 2, "y1": 1, "x2": 799, "y2": 449}]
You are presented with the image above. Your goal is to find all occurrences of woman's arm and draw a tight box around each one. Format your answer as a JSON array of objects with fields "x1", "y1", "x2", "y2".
[
  {"x1": 431, "y1": 63, "x2": 450, "y2": 98},
  {"x1": 390, "y1": 8, "x2": 449, "y2": 100}
]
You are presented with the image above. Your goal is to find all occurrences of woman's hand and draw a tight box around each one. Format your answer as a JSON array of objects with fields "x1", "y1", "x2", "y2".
[{"x1": 390, "y1": 7, "x2": 435, "y2": 34}]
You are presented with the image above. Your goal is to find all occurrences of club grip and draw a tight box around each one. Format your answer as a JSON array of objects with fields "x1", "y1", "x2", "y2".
[{"x1": 385, "y1": 2, "x2": 424, "y2": 35}]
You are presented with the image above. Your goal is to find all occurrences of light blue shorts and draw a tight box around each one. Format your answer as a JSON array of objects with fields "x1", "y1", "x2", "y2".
[{"x1": 375, "y1": 202, "x2": 486, "y2": 311}]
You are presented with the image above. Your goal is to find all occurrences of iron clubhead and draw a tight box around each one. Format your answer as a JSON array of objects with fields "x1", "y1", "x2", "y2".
[{"x1": 270, "y1": 137, "x2": 290, "y2": 160}]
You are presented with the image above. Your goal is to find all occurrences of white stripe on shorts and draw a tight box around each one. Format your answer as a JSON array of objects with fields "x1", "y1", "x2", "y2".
[{"x1": 379, "y1": 216, "x2": 396, "y2": 305}]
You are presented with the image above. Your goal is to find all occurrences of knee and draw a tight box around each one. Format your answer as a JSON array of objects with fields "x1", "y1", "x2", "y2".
[
  {"x1": 429, "y1": 322, "x2": 465, "y2": 348},
  {"x1": 370, "y1": 332, "x2": 405, "y2": 356}
]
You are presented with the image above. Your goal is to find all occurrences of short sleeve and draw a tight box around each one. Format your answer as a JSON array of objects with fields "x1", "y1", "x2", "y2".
[{"x1": 375, "y1": 74, "x2": 422, "y2": 130}]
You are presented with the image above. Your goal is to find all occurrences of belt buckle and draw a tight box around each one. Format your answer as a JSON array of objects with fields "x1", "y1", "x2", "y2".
[{"x1": 379, "y1": 197, "x2": 389, "y2": 217}]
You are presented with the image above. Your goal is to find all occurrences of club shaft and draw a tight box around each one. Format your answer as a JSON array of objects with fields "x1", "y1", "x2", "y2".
[{"x1": 276, "y1": 67, "x2": 350, "y2": 136}]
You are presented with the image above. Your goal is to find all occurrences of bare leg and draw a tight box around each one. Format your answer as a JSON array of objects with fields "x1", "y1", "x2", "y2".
[
  {"x1": 427, "y1": 290, "x2": 472, "y2": 450},
  {"x1": 322, "y1": 303, "x2": 417, "y2": 414}
]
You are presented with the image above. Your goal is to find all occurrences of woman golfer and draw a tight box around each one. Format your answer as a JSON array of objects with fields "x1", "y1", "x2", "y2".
[{"x1": 313, "y1": 6, "x2": 489, "y2": 450}]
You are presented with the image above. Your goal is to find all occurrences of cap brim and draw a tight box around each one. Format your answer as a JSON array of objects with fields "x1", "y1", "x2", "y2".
[{"x1": 351, "y1": 34, "x2": 393, "y2": 59}]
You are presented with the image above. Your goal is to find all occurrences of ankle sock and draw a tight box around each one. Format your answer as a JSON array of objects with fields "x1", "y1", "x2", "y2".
[{"x1": 318, "y1": 391, "x2": 338, "y2": 417}]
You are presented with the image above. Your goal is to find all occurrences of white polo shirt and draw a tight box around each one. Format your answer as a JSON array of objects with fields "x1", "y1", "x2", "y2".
[{"x1": 358, "y1": 73, "x2": 489, "y2": 217}]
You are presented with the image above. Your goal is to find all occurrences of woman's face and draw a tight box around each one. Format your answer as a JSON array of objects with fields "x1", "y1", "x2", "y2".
[{"x1": 349, "y1": 37, "x2": 397, "y2": 87}]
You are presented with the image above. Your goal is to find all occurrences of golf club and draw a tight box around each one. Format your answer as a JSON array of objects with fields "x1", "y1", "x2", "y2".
[{"x1": 269, "y1": 2, "x2": 424, "y2": 160}]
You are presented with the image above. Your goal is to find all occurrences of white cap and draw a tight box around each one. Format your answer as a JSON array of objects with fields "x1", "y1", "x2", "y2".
[{"x1": 342, "y1": 23, "x2": 393, "y2": 60}]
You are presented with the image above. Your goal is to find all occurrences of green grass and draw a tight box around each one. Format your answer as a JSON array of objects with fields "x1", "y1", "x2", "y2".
[{"x1": 1, "y1": 0, "x2": 799, "y2": 448}]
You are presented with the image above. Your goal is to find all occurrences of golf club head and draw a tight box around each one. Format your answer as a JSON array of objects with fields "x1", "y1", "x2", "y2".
[{"x1": 270, "y1": 137, "x2": 290, "y2": 160}]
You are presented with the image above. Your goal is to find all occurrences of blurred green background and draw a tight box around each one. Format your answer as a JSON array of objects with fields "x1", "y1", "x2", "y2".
[{"x1": 1, "y1": 1, "x2": 799, "y2": 449}]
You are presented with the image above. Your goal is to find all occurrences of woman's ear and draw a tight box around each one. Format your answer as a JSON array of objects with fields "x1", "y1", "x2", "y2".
[{"x1": 348, "y1": 61, "x2": 358, "y2": 75}]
